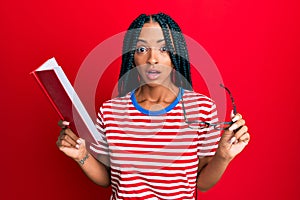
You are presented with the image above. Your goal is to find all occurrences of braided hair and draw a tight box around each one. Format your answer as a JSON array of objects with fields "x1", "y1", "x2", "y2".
[{"x1": 118, "y1": 13, "x2": 192, "y2": 97}]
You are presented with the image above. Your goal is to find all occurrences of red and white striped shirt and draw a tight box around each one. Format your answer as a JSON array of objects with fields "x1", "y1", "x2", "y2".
[{"x1": 90, "y1": 88, "x2": 220, "y2": 200}]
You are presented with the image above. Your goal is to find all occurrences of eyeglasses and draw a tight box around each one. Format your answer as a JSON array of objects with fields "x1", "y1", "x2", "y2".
[{"x1": 181, "y1": 84, "x2": 237, "y2": 131}]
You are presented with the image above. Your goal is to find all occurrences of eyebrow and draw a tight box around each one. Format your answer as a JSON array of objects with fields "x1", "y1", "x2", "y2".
[{"x1": 137, "y1": 39, "x2": 165, "y2": 44}]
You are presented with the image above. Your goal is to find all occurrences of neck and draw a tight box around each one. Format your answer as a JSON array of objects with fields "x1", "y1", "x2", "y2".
[{"x1": 135, "y1": 84, "x2": 179, "y2": 103}]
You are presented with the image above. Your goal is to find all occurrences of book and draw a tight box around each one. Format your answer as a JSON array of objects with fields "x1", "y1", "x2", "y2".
[{"x1": 31, "y1": 58, "x2": 100, "y2": 144}]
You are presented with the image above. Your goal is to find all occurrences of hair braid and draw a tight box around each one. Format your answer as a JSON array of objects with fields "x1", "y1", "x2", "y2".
[
  {"x1": 155, "y1": 13, "x2": 192, "y2": 90},
  {"x1": 118, "y1": 14, "x2": 149, "y2": 96},
  {"x1": 152, "y1": 14, "x2": 181, "y2": 87}
]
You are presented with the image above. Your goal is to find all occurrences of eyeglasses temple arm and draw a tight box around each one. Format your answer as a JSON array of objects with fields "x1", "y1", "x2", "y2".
[{"x1": 220, "y1": 84, "x2": 237, "y2": 115}]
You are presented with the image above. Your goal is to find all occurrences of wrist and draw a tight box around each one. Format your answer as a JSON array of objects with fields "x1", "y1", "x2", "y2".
[
  {"x1": 214, "y1": 151, "x2": 233, "y2": 164},
  {"x1": 77, "y1": 153, "x2": 90, "y2": 166}
]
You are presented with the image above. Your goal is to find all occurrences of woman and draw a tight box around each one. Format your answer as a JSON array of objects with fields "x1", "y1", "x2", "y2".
[{"x1": 57, "y1": 13, "x2": 250, "y2": 200}]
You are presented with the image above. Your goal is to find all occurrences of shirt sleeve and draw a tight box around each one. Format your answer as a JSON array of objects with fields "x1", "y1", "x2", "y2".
[
  {"x1": 197, "y1": 101, "x2": 221, "y2": 157},
  {"x1": 88, "y1": 105, "x2": 110, "y2": 156}
]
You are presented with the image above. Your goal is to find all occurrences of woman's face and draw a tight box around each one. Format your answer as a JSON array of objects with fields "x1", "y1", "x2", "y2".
[{"x1": 134, "y1": 22, "x2": 173, "y2": 87}]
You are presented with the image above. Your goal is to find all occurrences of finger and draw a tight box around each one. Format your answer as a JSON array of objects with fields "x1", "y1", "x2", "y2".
[
  {"x1": 220, "y1": 130, "x2": 236, "y2": 146},
  {"x1": 75, "y1": 138, "x2": 85, "y2": 150},
  {"x1": 56, "y1": 136, "x2": 73, "y2": 148},
  {"x1": 228, "y1": 118, "x2": 245, "y2": 132},
  {"x1": 64, "y1": 128, "x2": 79, "y2": 142},
  {"x1": 60, "y1": 139, "x2": 74, "y2": 147},
  {"x1": 59, "y1": 129, "x2": 66, "y2": 136},
  {"x1": 58, "y1": 129, "x2": 78, "y2": 147},
  {"x1": 56, "y1": 139, "x2": 61, "y2": 147},
  {"x1": 232, "y1": 138, "x2": 248, "y2": 150},
  {"x1": 221, "y1": 115, "x2": 244, "y2": 143},
  {"x1": 231, "y1": 113, "x2": 242, "y2": 123},
  {"x1": 57, "y1": 133, "x2": 73, "y2": 146},
  {"x1": 238, "y1": 132, "x2": 250, "y2": 144},
  {"x1": 234, "y1": 125, "x2": 248, "y2": 139},
  {"x1": 231, "y1": 110, "x2": 235, "y2": 118},
  {"x1": 56, "y1": 134, "x2": 62, "y2": 147},
  {"x1": 229, "y1": 136, "x2": 237, "y2": 145},
  {"x1": 58, "y1": 120, "x2": 70, "y2": 129},
  {"x1": 61, "y1": 134, "x2": 77, "y2": 147},
  {"x1": 58, "y1": 128, "x2": 79, "y2": 148},
  {"x1": 76, "y1": 138, "x2": 84, "y2": 145}
]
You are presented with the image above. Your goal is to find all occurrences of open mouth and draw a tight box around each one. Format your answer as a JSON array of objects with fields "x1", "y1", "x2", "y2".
[{"x1": 146, "y1": 70, "x2": 161, "y2": 80}]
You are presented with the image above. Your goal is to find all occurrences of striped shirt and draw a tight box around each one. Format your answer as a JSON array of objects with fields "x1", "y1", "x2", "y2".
[{"x1": 90, "y1": 88, "x2": 220, "y2": 200}]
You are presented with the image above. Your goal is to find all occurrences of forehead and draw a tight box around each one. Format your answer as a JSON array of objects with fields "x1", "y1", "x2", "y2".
[{"x1": 138, "y1": 22, "x2": 165, "y2": 43}]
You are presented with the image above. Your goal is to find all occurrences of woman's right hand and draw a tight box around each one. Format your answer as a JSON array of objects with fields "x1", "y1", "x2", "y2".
[{"x1": 56, "y1": 120, "x2": 88, "y2": 163}]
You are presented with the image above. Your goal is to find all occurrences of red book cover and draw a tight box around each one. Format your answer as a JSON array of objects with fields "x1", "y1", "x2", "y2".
[{"x1": 31, "y1": 58, "x2": 100, "y2": 144}]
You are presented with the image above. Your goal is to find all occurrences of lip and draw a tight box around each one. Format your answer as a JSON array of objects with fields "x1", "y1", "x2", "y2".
[{"x1": 146, "y1": 70, "x2": 161, "y2": 80}]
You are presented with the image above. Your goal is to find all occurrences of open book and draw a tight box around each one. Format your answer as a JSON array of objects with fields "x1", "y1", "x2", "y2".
[{"x1": 31, "y1": 58, "x2": 100, "y2": 144}]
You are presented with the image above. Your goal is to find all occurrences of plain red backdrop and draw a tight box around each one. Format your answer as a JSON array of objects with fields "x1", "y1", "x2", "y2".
[{"x1": 1, "y1": 0, "x2": 299, "y2": 199}]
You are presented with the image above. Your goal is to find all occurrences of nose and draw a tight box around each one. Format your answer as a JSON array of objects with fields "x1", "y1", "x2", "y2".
[{"x1": 147, "y1": 48, "x2": 159, "y2": 65}]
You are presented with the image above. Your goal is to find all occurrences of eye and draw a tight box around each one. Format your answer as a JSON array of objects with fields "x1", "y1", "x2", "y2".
[
  {"x1": 159, "y1": 46, "x2": 168, "y2": 53},
  {"x1": 136, "y1": 46, "x2": 148, "y2": 54}
]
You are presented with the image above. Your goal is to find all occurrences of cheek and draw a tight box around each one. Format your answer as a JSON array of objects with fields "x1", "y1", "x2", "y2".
[
  {"x1": 134, "y1": 54, "x2": 145, "y2": 66},
  {"x1": 161, "y1": 56, "x2": 173, "y2": 68},
  {"x1": 165, "y1": 66, "x2": 173, "y2": 75}
]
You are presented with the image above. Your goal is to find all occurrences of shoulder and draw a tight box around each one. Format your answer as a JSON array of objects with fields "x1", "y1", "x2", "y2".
[
  {"x1": 99, "y1": 92, "x2": 132, "y2": 110},
  {"x1": 182, "y1": 89, "x2": 215, "y2": 107}
]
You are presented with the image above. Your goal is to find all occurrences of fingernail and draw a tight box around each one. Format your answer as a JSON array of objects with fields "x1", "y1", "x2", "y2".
[
  {"x1": 231, "y1": 110, "x2": 235, "y2": 118},
  {"x1": 229, "y1": 137, "x2": 237, "y2": 144},
  {"x1": 62, "y1": 121, "x2": 70, "y2": 126},
  {"x1": 229, "y1": 124, "x2": 237, "y2": 131},
  {"x1": 76, "y1": 139, "x2": 82, "y2": 144},
  {"x1": 232, "y1": 116, "x2": 239, "y2": 122},
  {"x1": 75, "y1": 144, "x2": 80, "y2": 149}
]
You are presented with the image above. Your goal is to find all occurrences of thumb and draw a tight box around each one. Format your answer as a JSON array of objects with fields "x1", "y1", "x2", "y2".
[{"x1": 231, "y1": 110, "x2": 235, "y2": 118}]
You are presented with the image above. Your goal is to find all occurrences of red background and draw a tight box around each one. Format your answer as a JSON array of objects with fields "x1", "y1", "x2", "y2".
[{"x1": 1, "y1": 0, "x2": 300, "y2": 199}]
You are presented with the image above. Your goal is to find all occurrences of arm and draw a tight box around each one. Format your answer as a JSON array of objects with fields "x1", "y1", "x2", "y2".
[
  {"x1": 57, "y1": 124, "x2": 111, "y2": 187},
  {"x1": 196, "y1": 113, "x2": 250, "y2": 192},
  {"x1": 196, "y1": 154, "x2": 230, "y2": 192}
]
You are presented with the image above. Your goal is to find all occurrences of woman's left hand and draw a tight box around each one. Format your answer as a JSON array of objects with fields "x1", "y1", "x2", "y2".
[{"x1": 216, "y1": 113, "x2": 250, "y2": 161}]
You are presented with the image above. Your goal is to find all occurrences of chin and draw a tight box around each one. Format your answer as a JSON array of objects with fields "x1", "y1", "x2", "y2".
[
  {"x1": 142, "y1": 81, "x2": 174, "y2": 89},
  {"x1": 142, "y1": 82, "x2": 162, "y2": 88}
]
